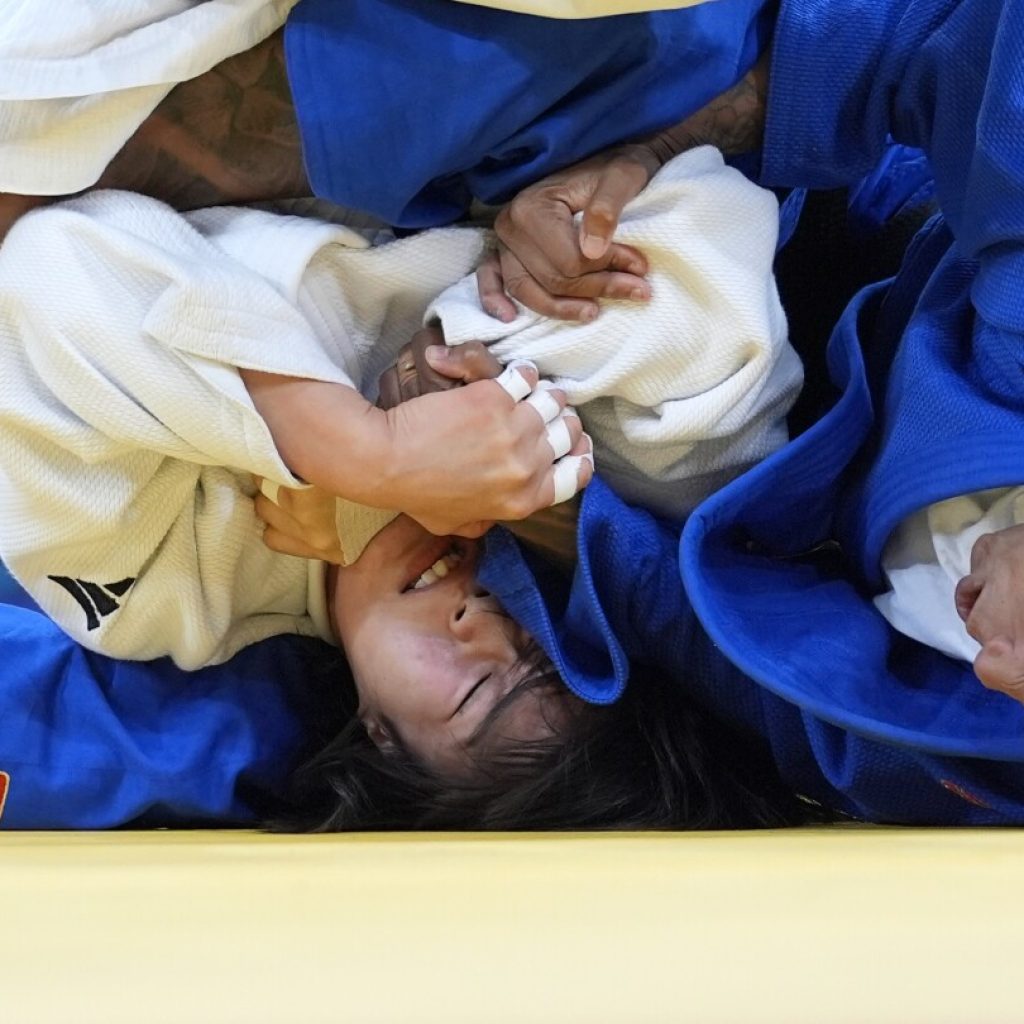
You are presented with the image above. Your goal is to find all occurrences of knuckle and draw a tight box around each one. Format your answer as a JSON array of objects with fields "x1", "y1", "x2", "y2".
[
  {"x1": 506, "y1": 495, "x2": 533, "y2": 521},
  {"x1": 502, "y1": 272, "x2": 530, "y2": 300},
  {"x1": 545, "y1": 272, "x2": 578, "y2": 293},
  {"x1": 505, "y1": 200, "x2": 535, "y2": 232},
  {"x1": 311, "y1": 529, "x2": 335, "y2": 550},
  {"x1": 973, "y1": 532, "x2": 997, "y2": 563}
]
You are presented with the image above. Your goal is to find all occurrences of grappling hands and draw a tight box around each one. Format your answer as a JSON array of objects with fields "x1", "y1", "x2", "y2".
[
  {"x1": 374, "y1": 329, "x2": 591, "y2": 537},
  {"x1": 477, "y1": 51, "x2": 769, "y2": 322},
  {"x1": 255, "y1": 331, "x2": 592, "y2": 557},
  {"x1": 477, "y1": 145, "x2": 658, "y2": 324},
  {"x1": 956, "y1": 525, "x2": 1024, "y2": 704}
]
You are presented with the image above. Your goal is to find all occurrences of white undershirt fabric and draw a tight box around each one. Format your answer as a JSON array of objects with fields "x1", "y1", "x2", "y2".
[
  {"x1": 0, "y1": 149, "x2": 798, "y2": 669},
  {"x1": 0, "y1": 0, "x2": 294, "y2": 195},
  {"x1": 875, "y1": 487, "x2": 1024, "y2": 662}
]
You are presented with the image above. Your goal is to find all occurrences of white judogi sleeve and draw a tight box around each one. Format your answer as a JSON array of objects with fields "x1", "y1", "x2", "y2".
[
  {"x1": 0, "y1": 191, "x2": 362, "y2": 668},
  {"x1": 426, "y1": 147, "x2": 802, "y2": 519},
  {"x1": 0, "y1": 0, "x2": 295, "y2": 195}
]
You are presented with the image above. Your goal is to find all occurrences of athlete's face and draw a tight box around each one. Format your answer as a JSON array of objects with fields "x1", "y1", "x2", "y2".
[{"x1": 327, "y1": 516, "x2": 569, "y2": 776}]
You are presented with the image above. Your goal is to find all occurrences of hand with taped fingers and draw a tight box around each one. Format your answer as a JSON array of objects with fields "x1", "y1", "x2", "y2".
[
  {"x1": 254, "y1": 336, "x2": 593, "y2": 552},
  {"x1": 955, "y1": 524, "x2": 1024, "y2": 703},
  {"x1": 374, "y1": 356, "x2": 592, "y2": 536}
]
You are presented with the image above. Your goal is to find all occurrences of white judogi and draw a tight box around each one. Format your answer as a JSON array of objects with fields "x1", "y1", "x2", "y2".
[
  {"x1": 0, "y1": 0, "x2": 294, "y2": 195},
  {"x1": 0, "y1": 148, "x2": 799, "y2": 668}
]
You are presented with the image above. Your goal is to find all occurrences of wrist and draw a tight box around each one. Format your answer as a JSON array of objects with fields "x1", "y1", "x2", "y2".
[
  {"x1": 240, "y1": 369, "x2": 392, "y2": 503},
  {"x1": 637, "y1": 47, "x2": 769, "y2": 162}
]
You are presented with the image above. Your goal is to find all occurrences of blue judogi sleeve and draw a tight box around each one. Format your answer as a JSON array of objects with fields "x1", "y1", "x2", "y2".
[
  {"x1": 284, "y1": 0, "x2": 772, "y2": 226},
  {"x1": 761, "y1": 0, "x2": 1024, "y2": 343},
  {"x1": 0, "y1": 603, "x2": 339, "y2": 829},
  {"x1": 679, "y1": 0, "x2": 1024, "y2": 822}
]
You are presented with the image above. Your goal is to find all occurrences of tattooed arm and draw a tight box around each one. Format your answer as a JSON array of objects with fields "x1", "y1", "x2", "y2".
[
  {"x1": 478, "y1": 51, "x2": 769, "y2": 322},
  {"x1": 95, "y1": 30, "x2": 308, "y2": 209},
  {"x1": 1, "y1": 31, "x2": 308, "y2": 244}
]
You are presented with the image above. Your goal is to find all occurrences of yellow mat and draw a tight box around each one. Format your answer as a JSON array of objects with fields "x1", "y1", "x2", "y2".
[{"x1": 1, "y1": 828, "x2": 1020, "y2": 1023}]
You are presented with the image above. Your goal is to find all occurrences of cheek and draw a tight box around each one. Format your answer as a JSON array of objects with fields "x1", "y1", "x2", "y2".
[{"x1": 350, "y1": 627, "x2": 463, "y2": 720}]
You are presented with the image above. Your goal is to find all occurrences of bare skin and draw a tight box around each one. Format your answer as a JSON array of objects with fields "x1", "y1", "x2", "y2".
[
  {"x1": 94, "y1": 30, "x2": 308, "y2": 209},
  {"x1": 0, "y1": 30, "x2": 307, "y2": 244},
  {"x1": 477, "y1": 49, "x2": 770, "y2": 322},
  {"x1": 956, "y1": 525, "x2": 1024, "y2": 703},
  {"x1": 254, "y1": 336, "x2": 586, "y2": 565}
]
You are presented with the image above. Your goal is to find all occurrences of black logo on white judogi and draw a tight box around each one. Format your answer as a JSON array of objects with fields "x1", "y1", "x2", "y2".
[{"x1": 47, "y1": 576, "x2": 136, "y2": 631}]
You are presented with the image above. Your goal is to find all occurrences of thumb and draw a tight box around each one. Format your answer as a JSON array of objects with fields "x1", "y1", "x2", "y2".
[
  {"x1": 424, "y1": 341, "x2": 502, "y2": 384},
  {"x1": 974, "y1": 637, "x2": 1024, "y2": 701},
  {"x1": 579, "y1": 158, "x2": 649, "y2": 260}
]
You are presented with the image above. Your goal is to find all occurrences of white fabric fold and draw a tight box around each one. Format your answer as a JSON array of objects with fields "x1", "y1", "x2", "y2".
[
  {"x1": 0, "y1": 0, "x2": 295, "y2": 194},
  {"x1": 427, "y1": 147, "x2": 802, "y2": 518}
]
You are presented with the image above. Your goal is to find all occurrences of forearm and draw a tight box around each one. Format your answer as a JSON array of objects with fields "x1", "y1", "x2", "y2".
[
  {"x1": 96, "y1": 30, "x2": 309, "y2": 211},
  {"x1": 640, "y1": 47, "x2": 769, "y2": 164},
  {"x1": 239, "y1": 370, "x2": 393, "y2": 506},
  {"x1": 0, "y1": 193, "x2": 51, "y2": 245}
]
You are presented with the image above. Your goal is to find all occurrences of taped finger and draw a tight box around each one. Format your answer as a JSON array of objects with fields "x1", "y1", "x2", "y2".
[
  {"x1": 544, "y1": 416, "x2": 573, "y2": 459},
  {"x1": 524, "y1": 386, "x2": 563, "y2": 424},
  {"x1": 494, "y1": 359, "x2": 537, "y2": 402},
  {"x1": 550, "y1": 455, "x2": 589, "y2": 506}
]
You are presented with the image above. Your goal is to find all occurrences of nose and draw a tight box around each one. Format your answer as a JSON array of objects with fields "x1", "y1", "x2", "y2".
[{"x1": 450, "y1": 587, "x2": 503, "y2": 638}]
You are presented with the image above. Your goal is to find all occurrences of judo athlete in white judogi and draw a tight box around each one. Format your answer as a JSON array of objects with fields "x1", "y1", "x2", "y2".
[{"x1": 0, "y1": 150, "x2": 799, "y2": 689}]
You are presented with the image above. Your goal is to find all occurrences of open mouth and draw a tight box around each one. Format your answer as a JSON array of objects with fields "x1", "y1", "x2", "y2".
[{"x1": 403, "y1": 540, "x2": 467, "y2": 592}]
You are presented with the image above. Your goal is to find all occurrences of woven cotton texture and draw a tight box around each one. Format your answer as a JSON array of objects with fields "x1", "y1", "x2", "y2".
[
  {"x1": 0, "y1": 149, "x2": 792, "y2": 667},
  {"x1": 430, "y1": 147, "x2": 801, "y2": 518},
  {"x1": 0, "y1": 0, "x2": 295, "y2": 194}
]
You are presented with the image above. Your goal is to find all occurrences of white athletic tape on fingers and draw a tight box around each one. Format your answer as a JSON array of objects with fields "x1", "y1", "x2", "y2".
[
  {"x1": 259, "y1": 478, "x2": 281, "y2": 505},
  {"x1": 545, "y1": 416, "x2": 573, "y2": 459},
  {"x1": 525, "y1": 387, "x2": 562, "y2": 424},
  {"x1": 495, "y1": 360, "x2": 536, "y2": 402},
  {"x1": 551, "y1": 455, "x2": 586, "y2": 506}
]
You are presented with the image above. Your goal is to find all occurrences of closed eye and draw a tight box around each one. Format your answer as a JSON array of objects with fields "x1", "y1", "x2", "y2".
[{"x1": 456, "y1": 673, "x2": 491, "y2": 715}]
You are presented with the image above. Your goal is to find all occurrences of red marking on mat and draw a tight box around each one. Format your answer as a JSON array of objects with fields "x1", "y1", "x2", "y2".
[
  {"x1": 0, "y1": 772, "x2": 8, "y2": 823},
  {"x1": 940, "y1": 779, "x2": 990, "y2": 808}
]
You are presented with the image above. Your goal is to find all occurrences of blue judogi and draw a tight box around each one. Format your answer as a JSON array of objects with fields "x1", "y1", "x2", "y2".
[
  {"x1": 0, "y1": 599, "x2": 336, "y2": 829},
  {"x1": 486, "y1": 0, "x2": 1024, "y2": 824},
  {"x1": 284, "y1": 0, "x2": 772, "y2": 226}
]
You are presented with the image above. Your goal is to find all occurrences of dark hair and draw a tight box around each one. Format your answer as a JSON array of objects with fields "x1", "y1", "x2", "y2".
[{"x1": 271, "y1": 649, "x2": 834, "y2": 833}]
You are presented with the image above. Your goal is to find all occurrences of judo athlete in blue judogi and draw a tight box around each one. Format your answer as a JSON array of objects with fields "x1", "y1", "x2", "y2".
[{"x1": 482, "y1": 0, "x2": 1024, "y2": 824}]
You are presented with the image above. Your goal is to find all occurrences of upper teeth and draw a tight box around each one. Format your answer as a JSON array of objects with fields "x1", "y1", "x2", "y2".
[{"x1": 412, "y1": 548, "x2": 463, "y2": 590}]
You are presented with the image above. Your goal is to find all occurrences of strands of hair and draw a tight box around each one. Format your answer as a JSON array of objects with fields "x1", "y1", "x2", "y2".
[{"x1": 272, "y1": 651, "x2": 835, "y2": 833}]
